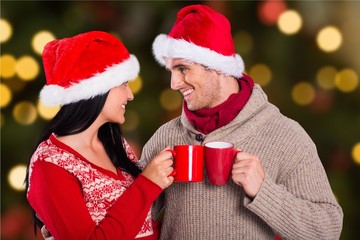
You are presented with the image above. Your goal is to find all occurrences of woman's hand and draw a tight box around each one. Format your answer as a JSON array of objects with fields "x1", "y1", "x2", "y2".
[
  {"x1": 41, "y1": 225, "x2": 54, "y2": 240},
  {"x1": 141, "y1": 147, "x2": 175, "y2": 189}
]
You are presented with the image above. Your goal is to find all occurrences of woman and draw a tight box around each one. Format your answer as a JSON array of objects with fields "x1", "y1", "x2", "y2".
[{"x1": 25, "y1": 31, "x2": 174, "y2": 239}]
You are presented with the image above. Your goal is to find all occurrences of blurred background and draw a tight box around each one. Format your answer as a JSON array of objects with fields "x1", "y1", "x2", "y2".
[{"x1": 1, "y1": 1, "x2": 359, "y2": 239}]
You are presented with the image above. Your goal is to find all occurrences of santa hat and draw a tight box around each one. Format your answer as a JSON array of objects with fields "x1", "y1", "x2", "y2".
[
  {"x1": 40, "y1": 31, "x2": 139, "y2": 106},
  {"x1": 152, "y1": 4, "x2": 244, "y2": 78}
]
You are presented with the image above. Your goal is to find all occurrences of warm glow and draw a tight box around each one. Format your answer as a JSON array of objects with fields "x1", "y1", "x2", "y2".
[
  {"x1": 15, "y1": 55, "x2": 40, "y2": 81},
  {"x1": 32, "y1": 31, "x2": 56, "y2": 55},
  {"x1": 316, "y1": 66, "x2": 337, "y2": 90},
  {"x1": 258, "y1": 0, "x2": 287, "y2": 26},
  {"x1": 12, "y1": 101, "x2": 38, "y2": 125},
  {"x1": 0, "y1": 83, "x2": 12, "y2": 108},
  {"x1": 292, "y1": 82, "x2": 315, "y2": 106},
  {"x1": 0, "y1": 18, "x2": 12, "y2": 43},
  {"x1": 234, "y1": 31, "x2": 253, "y2": 55},
  {"x1": 0, "y1": 54, "x2": 17, "y2": 79},
  {"x1": 249, "y1": 63, "x2": 272, "y2": 87},
  {"x1": 317, "y1": 26, "x2": 342, "y2": 52},
  {"x1": 160, "y1": 88, "x2": 182, "y2": 111},
  {"x1": 8, "y1": 164, "x2": 27, "y2": 191},
  {"x1": 335, "y1": 68, "x2": 359, "y2": 93},
  {"x1": 278, "y1": 10, "x2": 302, "y2": 35},
  {"x1": 122, "y1": 109, "x2": 140, "y2": 132},
  {"x1": 352, "y1": 143, "x2": 360, "y2": 165},
  {"x1": 129, "y1": 75, "x2": 143, "y2": 95},
  {"x1": 37, "y1": 100, "x2": 60, "y2": 120},
  {"x1": 0, "y1": 113, "x2": 4, "y2": 128}
]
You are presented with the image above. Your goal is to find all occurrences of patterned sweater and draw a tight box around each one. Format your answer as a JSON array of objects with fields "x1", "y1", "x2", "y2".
[
  {"x1": 27, "y1": 134, "x2": 162, "y2": 240},
  {"x1": 140, "y1": 84, "x2": 343, "y2": 240}
]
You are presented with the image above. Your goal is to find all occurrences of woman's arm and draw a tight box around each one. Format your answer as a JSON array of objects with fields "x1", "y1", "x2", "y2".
[{"x1": 27, "y1": 161, "x2": 162, "y2": 240}]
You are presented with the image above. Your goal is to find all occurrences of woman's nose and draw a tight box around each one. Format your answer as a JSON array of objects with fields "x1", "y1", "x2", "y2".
[{"x1": 127, "y1": 86, "x2": 134, "y2": 101}]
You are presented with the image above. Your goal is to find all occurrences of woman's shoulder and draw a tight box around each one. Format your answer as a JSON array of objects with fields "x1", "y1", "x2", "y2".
[
  {"x1": 31, "y1": 138, "x2": 59, "y2": 160},
  {"x1": 30, "y1": 136, "x2": 80, "y2": 168}
]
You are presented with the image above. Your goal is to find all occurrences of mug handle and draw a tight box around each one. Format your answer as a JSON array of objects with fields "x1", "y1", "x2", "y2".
[
  {"x1": 166, "y1": 149, "x2": 176, "y2": 176},
  {"x1": 168, "y1": 170, "x2": 177, "y2": 177},
  {"x1": 166, "y1": 149, "x2": 176, "y2": 157},
  {"x1": 234, "y1": 149, "x2": 242, "y2": 157}
]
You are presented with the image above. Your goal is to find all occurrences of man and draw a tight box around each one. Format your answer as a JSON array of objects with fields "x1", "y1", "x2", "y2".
[{"x1": 141, "y1": 4, "x2": 343, "y2": 239}]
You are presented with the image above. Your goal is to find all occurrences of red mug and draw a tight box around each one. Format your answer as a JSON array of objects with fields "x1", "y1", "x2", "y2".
[
  {"x1": 204, "y1": 141, "x2": 240, "y2": 185},
  {"x1": 169, "y1": 145, "x2": 204, "y2": 182}
]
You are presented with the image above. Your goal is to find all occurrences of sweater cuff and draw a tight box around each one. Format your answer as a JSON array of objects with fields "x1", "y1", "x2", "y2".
[
  {"x1": 136, "y1": 174, "x2": 163, "y2": 201},
  {"x1": 244, "y1": 176, "x2": 284, "y2": 217}
]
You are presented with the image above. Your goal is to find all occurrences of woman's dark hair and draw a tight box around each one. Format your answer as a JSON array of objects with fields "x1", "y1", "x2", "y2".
[{"x1": 25, "y1": 92, "x2": 141, "y2": 233}]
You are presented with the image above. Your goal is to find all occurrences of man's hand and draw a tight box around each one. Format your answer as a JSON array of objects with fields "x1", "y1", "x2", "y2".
[{"x1": 231, "y1": 151, "x2": 265, "y2": 198}]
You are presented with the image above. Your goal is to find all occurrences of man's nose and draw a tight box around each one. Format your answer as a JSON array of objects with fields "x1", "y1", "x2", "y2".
[{"x1": 170, "y1": 73, "x2": 182, "y2": 90}]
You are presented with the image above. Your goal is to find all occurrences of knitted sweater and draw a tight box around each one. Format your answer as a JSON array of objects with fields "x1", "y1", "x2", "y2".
[
  {"x1": 27, "y1": 134, "x2": 162, "y2": 240},
  {"x1": 140, "y1": 84, "x2": 343, "y2": 240}
]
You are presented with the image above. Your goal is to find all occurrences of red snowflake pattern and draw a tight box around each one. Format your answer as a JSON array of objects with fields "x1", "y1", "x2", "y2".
[{"x1": 28, "y1": 137, "x2": 154, "y2": 237}]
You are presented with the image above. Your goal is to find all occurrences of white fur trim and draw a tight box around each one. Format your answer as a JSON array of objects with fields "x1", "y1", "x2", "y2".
[
  {"x1": 40, "y1": 55, "x2": 139, "y2": 106},
  {"x1": 152, "y1": 34, "x2": 244, "y2": 78}
]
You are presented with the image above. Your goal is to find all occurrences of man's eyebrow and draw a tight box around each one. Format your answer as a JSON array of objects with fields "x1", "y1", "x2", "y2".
[
  {"x1": 173, "y1": 64, "x2": 188, "y2": 69},
  {"x1": 165, "y1": 63, "x2": 189, "y2": 71}
]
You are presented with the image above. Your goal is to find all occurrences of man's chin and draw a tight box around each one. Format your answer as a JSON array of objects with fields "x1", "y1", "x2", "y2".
[
  {"x1": 187, "y1": 105, "x2": 199, "y2": 111},
  {"x1": 185, "y1": 99, "x2": 201, "y2": 111}
]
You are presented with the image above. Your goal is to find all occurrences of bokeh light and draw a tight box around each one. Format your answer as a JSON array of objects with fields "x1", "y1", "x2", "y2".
[
  {"x1": 0, "y1": 83, "x2": 12, "y2": 108},
  {"x1": 129, "y1": 75, "x2": 143, "y2": 95},
  {"x1": 316, "y1": 66, "x2": 337, "y2": 90},
  {"x1": 257, "y1": 0, "x2": 287, "y2": 26},
  {"x1": 277, "y1": 10, "x2": 302, "y2": 35},
  {"x1": 0, "y1": 18, "x2": 12, "y2": 43},
  {"x1": 160, "y1": 88, "x2": 182, "y2": 111},
  {"x1": 310, "y1": 89, "x2": 333, "y2": 113},
  {"x1": 1, "y1": 2, "x2": 360, "y2": 238},
  {"x1": 249, "y1": 63, "x2": 272, "y2": 87},
  {"x1": 317, "y1": 26, "x2": 342, "y2": 53},
  {"x1": 15, "y1": 55, "x2": 40, "y2": 81},
  {"x1": 234, "y1": 31, "x2": 253, "y2": 55},
  {"x1": 0, "y1": 54, "x2": 17, "y2": 79},
  {"x1": 335, "y1": 68, "x2": 359, "y2": 93},
  {"x1": 352, "y1": 142, "x2": 360, "y2": 165},
  {"x1": 292, "y1": 82, "x2": 315, "y2": 106},
  {"x1": 7, "y1": 164, "x2": 27, "y2": 191},
  {"x1": 122, "y1": 109, "x2": 140, "y2": 132},
  {"x1": 32, "y1": 31, "x2": 56, "y2": 55},
  {"x1": 37, "y1": 101, "x2": 60, "y2": 120},
  {"x1": 12, "y1": 101, "x2": 38, "y2": 125},
  {"x1": 0, "y1": 112, "x2": 4, "y2": 128}
]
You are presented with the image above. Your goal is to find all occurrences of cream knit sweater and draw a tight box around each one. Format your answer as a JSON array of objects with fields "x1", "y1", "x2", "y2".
[{"x1": 140, "y1": 84, "x2": 343, "y2": 240}]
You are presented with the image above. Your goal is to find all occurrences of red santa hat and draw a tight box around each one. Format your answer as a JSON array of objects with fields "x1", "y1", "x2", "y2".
[
  {"x1": 152, "y1": 4, "x2": 244, "y2": 78},
  {"x1": 40, "y1": 31, "x2": 139, "y2": 106}
]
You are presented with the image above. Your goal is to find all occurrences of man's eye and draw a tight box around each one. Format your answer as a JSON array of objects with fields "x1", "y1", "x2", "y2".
[{"x1": 179, "y1": 67, "x2": 187, "y2": 73}]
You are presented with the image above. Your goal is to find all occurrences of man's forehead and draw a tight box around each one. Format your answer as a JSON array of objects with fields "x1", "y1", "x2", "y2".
[{"x1": 165, "y1": 58, "x2": 193, "y2": 68}]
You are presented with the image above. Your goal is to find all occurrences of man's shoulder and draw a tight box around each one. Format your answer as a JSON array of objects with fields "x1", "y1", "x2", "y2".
[
  {"x1": 147, "y1": 116, "x2": 184, "y2": 142},
  {"x1": 156, "y1": 116, "x2": 182, "y2": 131},
  {"x1": 262, "y1": 111, "x2": 316, "y2": 150}
]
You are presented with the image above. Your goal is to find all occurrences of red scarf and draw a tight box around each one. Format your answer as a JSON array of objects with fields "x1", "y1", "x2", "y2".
[{"x1": 184, "y1": 74, "x2": 254, "y2": 134}]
